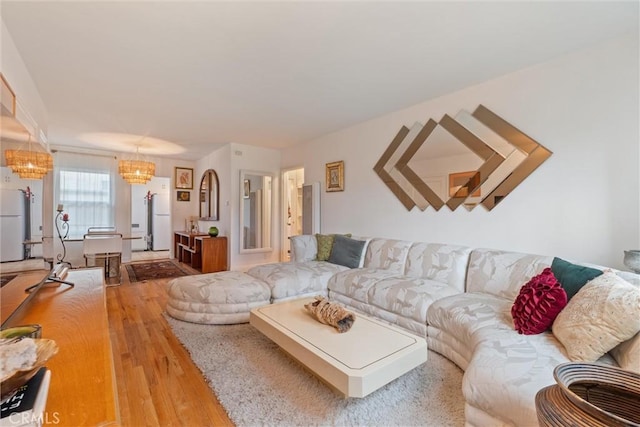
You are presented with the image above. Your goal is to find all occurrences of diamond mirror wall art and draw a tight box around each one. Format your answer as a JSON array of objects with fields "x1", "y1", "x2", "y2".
[{"x1": 374, "y1": 105, "x2": 552, "y2": 211}]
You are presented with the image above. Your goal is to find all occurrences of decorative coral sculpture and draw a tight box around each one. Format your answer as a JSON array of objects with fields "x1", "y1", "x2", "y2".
[{"x1": 304, "y1": 296, "x2": 355, "y2": 333}]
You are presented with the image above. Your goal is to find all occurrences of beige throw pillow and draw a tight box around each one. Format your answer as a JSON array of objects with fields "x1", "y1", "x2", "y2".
[
  {"x1": 610, "y1": 332, "x2": 640, "y2": 373},
  {"x1": 552, "y1": 271, "x2": 640, "y2": 362}
]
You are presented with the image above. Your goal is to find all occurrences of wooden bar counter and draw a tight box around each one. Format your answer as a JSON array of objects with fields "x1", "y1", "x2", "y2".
[{"x1": 1, "y1": 268, "x2": 119, "y2": 426}]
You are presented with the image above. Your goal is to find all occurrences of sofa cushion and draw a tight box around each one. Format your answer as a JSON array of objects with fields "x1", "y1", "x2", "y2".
[
  {"x1": 166, "y1": 271, "x2": 271, "y2": 324},
  {"x1": 466, "y1": 249, "x2": 552, "y2": 300},
  {"x1": 327, "y1": 268, "x2": 401, "y2": 303},
  {"x1": 426, "y1": 293, "x2": 514, "y2": 354},
  {"x1": 368, "y1": 277, "x2": 461, "y2": 324},
  {"x1": 511, "y1": 268, "x2": 567, "y2": 335},
  {"x1": 363, "y1": 238, "x2": 413, "y2": 273},
  {"x1": 289, "y1": 235, "x2": 317, "y2": 262},
  {"x1": 551, "y1": 257, "x2": 603, "y2": 300},
  {"x1": 552, "y1": 271, "x2": 640, "y2": 362},
  {"x1": 328, "y1": 235, "x2": 366, "y2": 268},
  {"x1": 247, "y1": 261, "x2": 349, "y2": 301},
  {"x1": 404, "y1": 242, "x2": 472, "y2": 292},
  {"x1": 462, "y1": 328, "x2": 616, "y2": 427}
]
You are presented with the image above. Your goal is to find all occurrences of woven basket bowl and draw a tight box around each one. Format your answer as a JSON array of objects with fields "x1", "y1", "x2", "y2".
[{"x1": 550, "y1": 362, "x2": 640, "y2": 427}]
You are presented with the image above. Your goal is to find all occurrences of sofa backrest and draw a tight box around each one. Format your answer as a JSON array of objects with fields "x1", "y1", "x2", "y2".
[
  {"x1": 404, "y1": 243, "x2": 473, "y2": 292},
  {"x1": 289, "y1": 235, "x2": 317, "y2": 262},
  {"x1": 466, "y1": 248, "x2": 553, "y2": 299},
  {"x1": 363, "y1": 238, "x2": 413, "y2": 274}
]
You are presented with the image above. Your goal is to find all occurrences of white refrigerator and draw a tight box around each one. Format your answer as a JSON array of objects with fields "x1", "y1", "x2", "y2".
[
  {"x1": 0, "y1": 189, "x2": 26, "y2": 262},
  {"x1": 150, "y1": 193, "x2": 170, "y2": 251},
  {"x1": 131, "y1": 188, "x2": 149, "y2": 252}
]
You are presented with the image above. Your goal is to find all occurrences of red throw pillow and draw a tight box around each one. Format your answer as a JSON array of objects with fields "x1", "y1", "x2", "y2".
[{"x1": 511, "y1": 268, "x2": 568, "y2": 335}]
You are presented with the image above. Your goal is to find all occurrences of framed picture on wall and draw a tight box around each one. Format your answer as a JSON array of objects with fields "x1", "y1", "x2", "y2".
[
  {"x1": 175, "y1": 167, "x2": 194, "y2": 189},
  {"x1": 325, "y1": 161, "x2": 344, "y2": 192},
  {"x1": 177, "y1": 190, "x2": 190, "y2": 202}
]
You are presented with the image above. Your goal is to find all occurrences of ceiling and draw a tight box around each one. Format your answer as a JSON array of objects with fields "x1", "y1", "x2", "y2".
[{"x1": 1, "y1": 1, "x2": 637, "y2": 161}]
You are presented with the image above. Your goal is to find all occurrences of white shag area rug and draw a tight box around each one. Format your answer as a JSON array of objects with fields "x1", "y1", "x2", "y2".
[{"x1": 166, "y1": 316, "x2": 465, "y2": 427}]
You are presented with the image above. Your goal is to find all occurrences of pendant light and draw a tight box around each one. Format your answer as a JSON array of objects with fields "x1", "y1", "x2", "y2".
[
  {"x1": 118, "y1": 146, "x2": 155, "y2": 184},
  {"x1": 4, "y1": 136, "x2": 53, "y2": 180}
]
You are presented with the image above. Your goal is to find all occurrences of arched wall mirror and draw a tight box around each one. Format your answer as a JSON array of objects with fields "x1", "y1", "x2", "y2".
[
  {"x1": 239, "y1": 170, "x2": 273, "y2": 253},
  {"x1": 199, "y1": 169, "x2": 220, "y2": 221}
]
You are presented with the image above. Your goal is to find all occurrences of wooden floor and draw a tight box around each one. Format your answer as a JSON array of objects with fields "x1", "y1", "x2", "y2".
[
  {"x1": 107, "y1": 262, "x2": 234, "y2": 426},
  {"x1": 1, "y1": 262, "x2": 234, "y2": 426}
]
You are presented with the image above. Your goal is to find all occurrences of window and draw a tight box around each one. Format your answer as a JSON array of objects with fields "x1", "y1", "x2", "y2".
[
  {"x1": 54, "y1": 152, "x2": 116, "y2": 240},
  {"x1": 59, "y1": 170, "x2": 113, "y2": 238}
]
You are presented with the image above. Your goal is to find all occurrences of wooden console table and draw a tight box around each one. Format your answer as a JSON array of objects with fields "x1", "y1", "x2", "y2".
[
  {"x1": 174, "y1": 231, "x2": 208, "y2": 266},
  {"x1": 174, "y1": 232, "x2": 227, "y2": 273},
  {"x1": 0, "y1": 268, "x2": 119, "y2": 426}
]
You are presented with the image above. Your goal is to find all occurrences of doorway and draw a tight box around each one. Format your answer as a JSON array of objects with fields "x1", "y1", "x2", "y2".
[{"x1": 281, "y1": 168, "x2": 304, "y2": 261}]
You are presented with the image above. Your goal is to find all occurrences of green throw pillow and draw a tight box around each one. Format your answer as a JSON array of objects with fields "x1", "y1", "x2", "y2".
[
  {"x1": 315, "y1": 233, "x2": 352, "y2": 261},
  {"x1": 551, "y1": 257, "x2": 603, "y2": 300}
]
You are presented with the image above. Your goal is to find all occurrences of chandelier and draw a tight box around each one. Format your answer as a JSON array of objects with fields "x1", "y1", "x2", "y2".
[
  {"x1": 4, "y1": 137, "x2": 53, "y2": 180},
  {"x1": 118, "y1": 146, "x2": 155, "y2": 184}
]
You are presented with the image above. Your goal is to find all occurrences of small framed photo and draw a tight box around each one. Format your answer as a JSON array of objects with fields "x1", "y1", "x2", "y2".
[
  {"x1": 175, "y1": 167, "x2": 194, "y2": 189},
  {"x1": 243, "y1": 179, "x2": 251, "y2": 198},
  {"x1": 177, "y1": 190, "x2": 190, "y2": 202},
  {"x1": 325, "y1": 161, "x2": 344, "y2": 192}
]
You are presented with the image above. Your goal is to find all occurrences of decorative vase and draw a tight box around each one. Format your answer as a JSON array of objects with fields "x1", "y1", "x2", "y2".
[
  {"x1": 623, "y1": 250, "x2": 640, "y2": 273},
  {"x1": 208, "y1": 226, "x2": 219, "y2": 237}
]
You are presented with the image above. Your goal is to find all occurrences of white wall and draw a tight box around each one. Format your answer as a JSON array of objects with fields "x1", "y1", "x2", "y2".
[
  {"x1": 193, "y1": 144, "x2": 231, "y2": 268},
  {"x1": 196, "y1": 143, "x2": 281, "y2": 271},
  {"x1": 194, "y1": 144, "x2": 231, "y2": 235},
  {"x1": 281, "y1": 34, "x2": 639, "y2": 269}
]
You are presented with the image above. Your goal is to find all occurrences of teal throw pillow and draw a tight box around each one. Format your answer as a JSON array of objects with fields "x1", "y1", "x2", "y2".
[
  {"x1": 551, "y1": 257, "x2": 603, "y2": 300},
  {"x1": 328, "y1": 235, "x2": 366, "y2": 269}
]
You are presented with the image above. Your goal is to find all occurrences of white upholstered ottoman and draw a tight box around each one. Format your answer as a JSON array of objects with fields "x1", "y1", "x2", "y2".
[{"x1": 166, "y1": 271, "x2": 271, "y2": 324}]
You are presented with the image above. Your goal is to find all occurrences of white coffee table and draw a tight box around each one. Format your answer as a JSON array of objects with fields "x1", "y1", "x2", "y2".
[{"x1": 250, "y1": 297, "x2": 427, "y2": 398}]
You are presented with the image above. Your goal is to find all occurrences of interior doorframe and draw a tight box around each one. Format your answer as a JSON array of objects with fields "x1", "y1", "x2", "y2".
[{"x1": 280, "y1": 166, "x2": 304, "y2": 262}]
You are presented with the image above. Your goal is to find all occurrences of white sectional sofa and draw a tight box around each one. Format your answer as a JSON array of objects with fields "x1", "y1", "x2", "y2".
[
  {"x1": 167, "y1": 234, "x2": 640, "y2": 427},
  {"x1": 326, "y1": 238, "x2": 472, "y2": 338}
]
